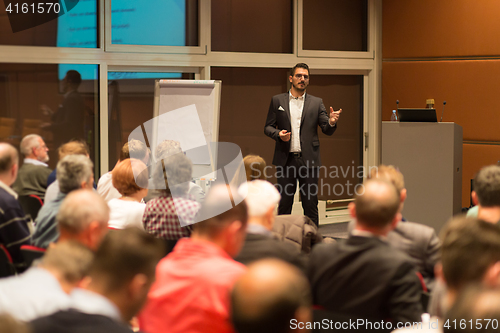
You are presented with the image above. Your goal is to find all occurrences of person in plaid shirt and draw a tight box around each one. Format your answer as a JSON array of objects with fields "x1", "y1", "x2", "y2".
[{"x1": 142, "y1": 152, "x2": 199, "y2": 243}]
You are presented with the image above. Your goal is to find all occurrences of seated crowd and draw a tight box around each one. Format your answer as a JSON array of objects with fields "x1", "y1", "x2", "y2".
[{"x1": 0, "y1": 134, "x2": 499, "y2": 333}]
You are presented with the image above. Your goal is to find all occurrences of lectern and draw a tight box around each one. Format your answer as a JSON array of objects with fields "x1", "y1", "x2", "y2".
[{"x1": 381, "y1": 122, "x2": 462, "y2": 232}]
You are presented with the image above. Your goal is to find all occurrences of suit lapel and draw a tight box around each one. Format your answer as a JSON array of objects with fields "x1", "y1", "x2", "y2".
[
  {"x1": 280, "y1": 93, "x2": 291, "y2": 124},
  {"x1": 301, "y1": 93, "x2": 310, "y2": 125}
]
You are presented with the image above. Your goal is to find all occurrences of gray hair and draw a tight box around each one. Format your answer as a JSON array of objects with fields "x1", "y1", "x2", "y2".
[
  {"x1": 238, "y1": 180, "x2": 280, "y2": 217},
  {"x1": 57, "y1": 155, "x2": 93, "y2": 194},
  {"x1": 57, "y1": 189, "x2": 109, "y2": 234},
  {"x1": 20, "y1": 134, "x2": 41, "y2": 157},
  {"x1": 155, "y1": 140, "x2": 182, "y2": 160},
  {"x1": 152, "y1": 152, "x2": 192, "y2": 196},
  {"x1": 40, "y1": 240, "x2": 94, "y2": 283}
]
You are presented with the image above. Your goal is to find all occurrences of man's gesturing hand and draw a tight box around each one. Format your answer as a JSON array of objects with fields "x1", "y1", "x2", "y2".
[
  {"x1": 329, "y1": 107, "x2": 342, "y2": 126},
  {"x1": 279, "y1": 130, "x2": 291, "y2": 142}
]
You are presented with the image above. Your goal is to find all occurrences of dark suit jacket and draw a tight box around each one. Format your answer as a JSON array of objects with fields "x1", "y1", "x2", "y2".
[
  {"x1": 264, "y1": 93, "x2": 336, "y2": 167},
  {"x1": 347, "y1": 220, "x2": 441, "y2": 291},
  {"x1": 308, "y1": 236, "x2": 423, "y2": 323},
  {"x1": 235, "y1": 233, "x2": 308, "y2": 272},
  {"x1": 31, "y1": 310, "x2": 133, "y2": 333},
  {"x1": 50, "y1": 91, "x2": 85, "y2": 143}
]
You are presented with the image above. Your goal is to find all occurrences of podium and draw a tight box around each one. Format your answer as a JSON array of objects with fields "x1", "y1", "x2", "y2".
[{"x1": 381, "y1": 122, "x2": 462, "y2": 232}]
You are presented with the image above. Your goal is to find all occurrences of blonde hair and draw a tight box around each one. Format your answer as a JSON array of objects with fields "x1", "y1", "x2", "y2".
[{"x1": 369, "y1": 165, "x2": 405, "y2": 192}]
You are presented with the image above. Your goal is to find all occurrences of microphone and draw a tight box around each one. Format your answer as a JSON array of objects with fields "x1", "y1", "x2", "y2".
[
  {"x1": 396, "y1": 100, "x2": 399, "y2": 111},
  {"x1": 440, "y1": 101, "x2": 447, "y2": 122}
]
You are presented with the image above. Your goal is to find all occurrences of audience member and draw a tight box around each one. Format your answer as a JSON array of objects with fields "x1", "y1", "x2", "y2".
[
  {"x1": 107, "y1": 159, "x2": 148, "y2": 230},
  {"x1": 348, "y1": 165, "x2": 441, "y2": 291},
  {"x1": 0, "y1": 143, "x2": 31, "y2": 271},
  {"x1": 230, "y1": 154, "x2": 267, "y2": 188},
  {"x1": 235, "y1": 180, "x2": 306, "y2": 271},
  {"x1": 57, "y1": 189, "x2": 109, "y2": 250},
  {"x1": 12, "y1": 134, "x2": 51, "y2": 200},
  {"x1": 0, "y1": 241, "x2": 93, "y2": 322},
  {"x1": 45, "y1": 141, "x2": 90, "y2": 203},
  {"x1": 144, "y1": 140, "x2": 204, "y2": 204},
  {"x1": 445, "y1": 285, "x2": 500, "y2": 333},
  {"x1": 308, "y1": 179, "x2": 423, "y2": 323},
  {"x1": 231, "y1": 259, "x2": 312, "y2": 333},
  {"x1": 97, "y1": 140, "x2": 149, "y2": 203},
  {"x1": 30, "y1": 228, "x2": 164, "y2": 333},
  {"x1": 32, "y1": 155, "x2": 94, "y2": 248},
  {"x1": 138, "y1": 185, "x2": 248, "y2": 333},
  {"x1": 470, "y1": 165, "x2": 500, "y2": 223},
  {"x1": 428, "y1": 217, "x2": 500, "y2": 318},
  {"x1": 143, "y1": 153, "x2": 199, "y2": 246}
]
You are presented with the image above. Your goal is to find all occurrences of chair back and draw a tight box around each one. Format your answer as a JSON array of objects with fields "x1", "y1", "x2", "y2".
[
  {"x1": 20, "y1": 245, "x2": 46, "y2": 268},
  {"x1": 0, "y1": 244, "x2": 16, "y2": 278},
  {"x1": 18, "y1": 194, "x2": 43, "y2": 221}
]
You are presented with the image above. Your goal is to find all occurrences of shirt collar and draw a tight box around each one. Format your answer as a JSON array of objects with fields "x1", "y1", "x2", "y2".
[
  {"x1": 246, "y1": 223, "x2": 273, "y2": 236},
  {"x1": 351, "y1": 229, "x2": 388, "y2": 242},
  {"x1": 24, "y1": 158, "x2": 48, "y2": 167},
  {"x1": 289, "y1": 91, "x2": 306, "y2": 101},
  {"x1": 70, "y1": 288, "x2": 122, "y2": 322},
  {"x1": 0, "y1": 180, "x2": 18, "y2": 199}
]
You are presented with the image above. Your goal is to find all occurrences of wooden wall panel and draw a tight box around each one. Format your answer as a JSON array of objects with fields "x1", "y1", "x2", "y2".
[
  {"x1": 383, "y1": 0, "x2": 500, "y2": 58},
  {"x1": 462, "y1": 144, "x2": 500, "y2": 207},
  {"x1": 382, "y1": 60, "x2": 500, "y2": 142}
]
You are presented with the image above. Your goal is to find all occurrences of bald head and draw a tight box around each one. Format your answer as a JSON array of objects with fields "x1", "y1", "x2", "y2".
[
  {"x1": 353, "y1": 179, "x2": 400, "y2": 229},
  {"x1": 0, "y1": 143, "x2": 18, "y2": 186},
  {"x1": 231, "y1": 259, "x2": 311, "y2": 333},
  {"x1": 57, "y1": 189, "x2": 109, "y2": 250}
]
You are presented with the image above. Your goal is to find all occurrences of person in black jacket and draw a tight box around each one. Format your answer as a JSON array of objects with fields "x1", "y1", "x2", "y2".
[
  {"x1": 234, "y1": 180, "x2": 307, "y2": 272},
  {"x1": 30, "y1": 228, "x2": 164, "y2": 333},
  {"x1": 308, "y1": 179, "x2": 423, "y2": 324}
]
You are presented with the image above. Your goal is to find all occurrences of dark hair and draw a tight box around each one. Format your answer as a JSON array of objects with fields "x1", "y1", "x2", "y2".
[
  {"x1": 66, "y1": 70, "x2": 82, "y2": 86},
  {"x1": 440, "y1": 217, "x2": 500, "y2": 290},
  {"x1": 291, "y1": 63, "x2": 309, "y2": 76},
  {"x1": 474, "y1": 165, "x2": 500, "y2": 207},
  {"x1": 354, "y1": 179, "x2": 400, "y2": 228},
  {"x1": 445, "y1": 284, "x2": 500, "y2": 333},
  {"x1": 88, "y1": 227, "x2": 164, "y2": 293}
]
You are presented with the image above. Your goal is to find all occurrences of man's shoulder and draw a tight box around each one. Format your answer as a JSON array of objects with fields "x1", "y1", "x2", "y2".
[
  {"x1": 20, "y1": 163, "x2": 51, "y2": 174},
  {"x1": 31, "y1": 310, "x2": 133, "y2": 333}
]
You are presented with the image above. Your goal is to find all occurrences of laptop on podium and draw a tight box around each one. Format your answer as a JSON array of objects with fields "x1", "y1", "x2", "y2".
[{"x1": 397, "y1": 108, "x2": 437, "y2": 122}]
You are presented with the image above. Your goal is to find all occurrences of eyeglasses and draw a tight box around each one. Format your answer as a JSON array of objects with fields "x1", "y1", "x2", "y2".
[{"x1": 294, "y1": 74, "x2": 309, "y2": 80}]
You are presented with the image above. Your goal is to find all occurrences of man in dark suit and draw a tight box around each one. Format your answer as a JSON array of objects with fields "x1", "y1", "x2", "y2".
[
  {"x1": 30, "y1": 228, "x2": 164, "y2": 333},
  {"x1": 264, "y1": 63, "x2": 341, "y2": 225},
  {"x1": 41, "y1": 70, "x2": 86, "y2": 146},
  {"x1": 234, "y1": 180, "x2": 307, "y2": 272},
  {"x1": 308, "y1": 179, "x2": 423, "y2": 323}
]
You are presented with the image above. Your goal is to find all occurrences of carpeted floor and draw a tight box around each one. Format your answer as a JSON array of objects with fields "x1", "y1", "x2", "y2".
[{"x1": 318, "y1": 222, "x2": 349, "y2": 239}]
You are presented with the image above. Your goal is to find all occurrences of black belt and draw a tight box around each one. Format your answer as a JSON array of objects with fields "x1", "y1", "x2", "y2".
[{"x1": 290, "y1": 152, "x2": 302, "y2": 158}]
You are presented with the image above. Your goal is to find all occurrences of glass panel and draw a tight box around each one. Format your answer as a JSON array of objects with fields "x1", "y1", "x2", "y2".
[
  {"x1": 107, "y1": 72, "x2": 194, "y2": 168},
  {"x1": 303, "y1": 0, "x2": 368, "y2": 52},
  {"x1": 212, "y1": 67, "x2": 363, "y2": 201},
  {"x1": 211, "y1": 0, "x2": 293, "y2": 53},
  {"x1": 0, "y1": 63, "x2": 99, "y2": 170},
  {"x1": 0, "y1": 0, "x2": 98, "y2": 48},
  {"x1": 111, "y1": 0, "x2": 199, "y2": 47}
]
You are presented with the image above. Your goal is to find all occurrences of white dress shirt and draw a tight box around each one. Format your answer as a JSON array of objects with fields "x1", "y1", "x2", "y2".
[
  {"x1": 289, "y1": 91, "x2": 305, "y2": 153},
  {"x1": 23, "y1": 158, "x2": 48, "y2": 167},
  {"x1": 70, "y1": 288, "x2": 122, "y2": 322},
  {"x1": 0, "y1": 267, "x2": 71, "y2": 321}
]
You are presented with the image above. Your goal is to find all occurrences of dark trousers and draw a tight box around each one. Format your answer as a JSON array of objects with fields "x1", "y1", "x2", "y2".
[{"x1": 276, "y1": 153, "x2": 319, "y2": 225}]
